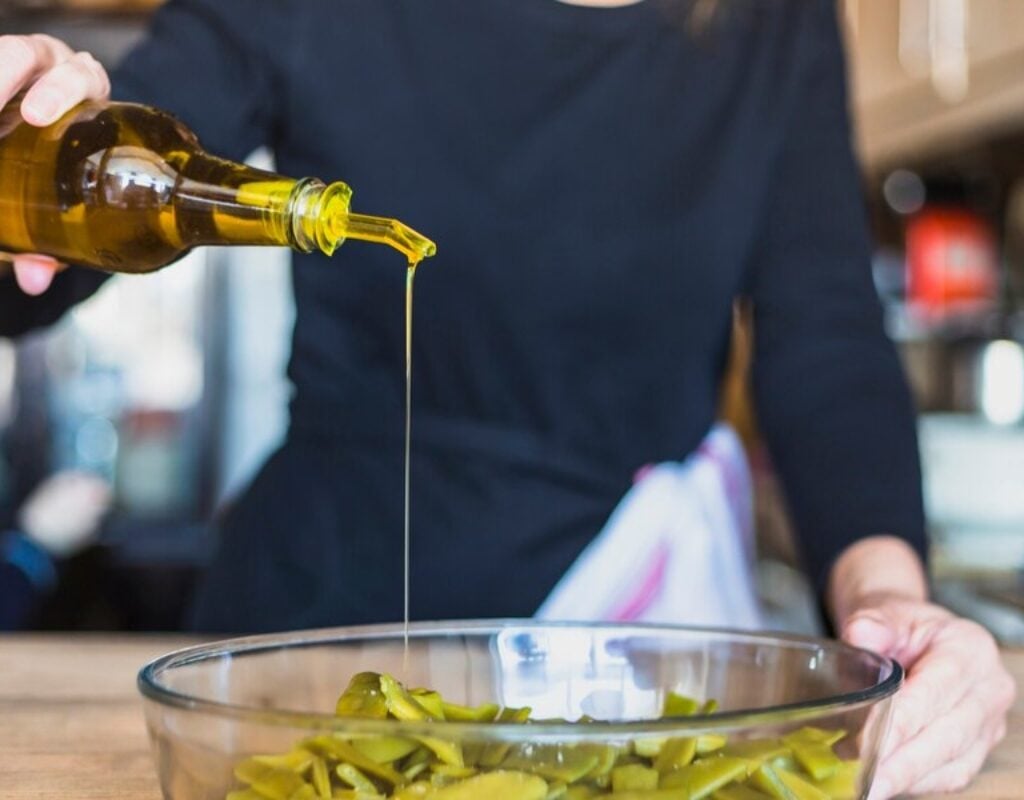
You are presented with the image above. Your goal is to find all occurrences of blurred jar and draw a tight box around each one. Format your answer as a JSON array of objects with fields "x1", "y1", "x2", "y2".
[{"x1": 906, "y1": 205, "x2": 998, "y2": 318}]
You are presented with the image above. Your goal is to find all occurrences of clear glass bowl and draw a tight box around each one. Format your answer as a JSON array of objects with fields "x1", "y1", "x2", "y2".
[{"x1": 138, "y1": 620, "x2": 901, "y2": 800}]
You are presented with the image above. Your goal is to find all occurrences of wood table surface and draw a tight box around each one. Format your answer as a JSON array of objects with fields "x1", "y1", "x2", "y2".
[{"x1": 0, "y1": 635, "x2": 1021, "y2": 799}]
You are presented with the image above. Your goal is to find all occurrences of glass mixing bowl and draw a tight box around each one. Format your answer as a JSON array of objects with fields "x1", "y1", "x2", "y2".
[{"x1": 138, "y1": 621, "x2": 901, "y2": 800}]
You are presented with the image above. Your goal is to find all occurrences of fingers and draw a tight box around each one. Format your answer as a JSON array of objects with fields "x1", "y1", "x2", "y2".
[
  {"x1": 0, "y1": 34, "x2": 73, "y2": 109},
  {"x1": 0, "y1": 35, "x2": 109, "y2": 126},
  {"x1": 841, "y1": 597, "x2": 1014, "y2": 799},
  {"x1": 872, "y1": 619, "x2": 1016, "y2": 797},
  {"x1": 22, "y1": 50, "x2": 110, "y2": 125},
  {"x1": 880, "y1": 644, "x2": 972, "y2": 757},
  {"x1": 840, "y1": 597, "x2": 951, "y2": 665},
  {"x1": 874, "y1": 686, "x2": 989, "y2": 797},
  {"x1": 12, "y1": 254, "x2": 62, "y2": 295},
  {"x1": 842, "y1": 611, "x2": 898, "y2": 655},
  {"x1": 905, "y1": 736, "x2": 993, "y2": 796}
]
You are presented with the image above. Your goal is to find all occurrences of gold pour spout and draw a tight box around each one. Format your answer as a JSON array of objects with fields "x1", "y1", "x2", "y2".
[{"x1": 338, "y1": 212, "x2": 437, "y2": 265}]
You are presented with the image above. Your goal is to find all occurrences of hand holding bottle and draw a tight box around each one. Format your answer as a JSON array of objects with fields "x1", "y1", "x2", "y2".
[{"x1": 0, "y1": 34, "x2": 111, "y2": 295}]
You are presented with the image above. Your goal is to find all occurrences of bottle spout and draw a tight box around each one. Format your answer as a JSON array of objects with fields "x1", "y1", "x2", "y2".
[
  {"x1": 338, "y1": 213, "x2": 437, "y2": 265},
  {"x1": 288, "y1": 179, "x2": 437, "y2": 264}
]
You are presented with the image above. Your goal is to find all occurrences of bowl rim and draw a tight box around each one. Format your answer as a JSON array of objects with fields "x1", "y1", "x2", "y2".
[{"x1": 137, "y1": 619, "x2": 903, "y2": 738}]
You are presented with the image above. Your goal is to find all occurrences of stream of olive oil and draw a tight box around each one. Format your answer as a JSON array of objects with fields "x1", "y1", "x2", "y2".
[{"x1": 403, "y1": 261, "x2": 417, "y2": 671}]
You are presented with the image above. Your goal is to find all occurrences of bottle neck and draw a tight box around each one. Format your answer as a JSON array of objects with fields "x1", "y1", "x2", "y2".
[
  {"x1": 284, "y1": 178, "x2": 352, "y2": 255},
  {"x1": 175, "y1": 155, "x2": 436, "y2": 263},
  {"x1": 169, "y1": 154, "x2": 309, "y2": 251}
]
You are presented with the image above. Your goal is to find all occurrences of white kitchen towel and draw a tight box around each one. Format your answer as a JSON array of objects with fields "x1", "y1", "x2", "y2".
[{"x1": 536, "y1": 423, "x2": 762, "y2": 629}]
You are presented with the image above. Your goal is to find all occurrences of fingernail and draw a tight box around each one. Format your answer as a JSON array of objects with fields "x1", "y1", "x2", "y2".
[
  {"x1": 845, "y1": 616, "x2": 894, "y2": 654},
  {"x1": 23, "y1": 90, "x2": 61, "y2": 124},
  {"x1": 17, "y1": 262, "x2": 55, "y2": 295}
]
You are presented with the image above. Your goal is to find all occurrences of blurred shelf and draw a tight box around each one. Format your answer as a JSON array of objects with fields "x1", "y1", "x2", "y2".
[
  {"x1": 0, "y1": 13, "x2": 153, "y2": 84},
  {"x1": 1, "y1": 0, "x2": 162, "y2": 12},
  {"x1": 934, "y1": 579, "x2": 1024, "y2": 645},
  {"x1": 843, "y1": 0, "x2": 1024, "y2": 171}
]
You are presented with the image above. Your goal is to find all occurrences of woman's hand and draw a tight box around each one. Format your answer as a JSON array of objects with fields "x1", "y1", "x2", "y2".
[
  {"x1": 830, "y1": 537, "x2": 1017, "y2": 799},
  {"x1": 0, "y1": 34, "x2": 111, "y2": 295},
  {"x1": 845, "y1": 596, "x2": 1015, "y2": 798}
]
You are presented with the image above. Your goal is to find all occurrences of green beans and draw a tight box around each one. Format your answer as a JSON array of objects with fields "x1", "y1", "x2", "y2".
[
  {"x1": 227, "y1": 673, "x2": 861, "y2": 800},
  {"x1": 336, "y1": 673, "x2": 389, "y2": 719}
]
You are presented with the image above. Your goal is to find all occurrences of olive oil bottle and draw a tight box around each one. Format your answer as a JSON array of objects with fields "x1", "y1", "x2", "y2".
[{"x1": 0, "y1": 99, "x2": 436, "y2": 271}]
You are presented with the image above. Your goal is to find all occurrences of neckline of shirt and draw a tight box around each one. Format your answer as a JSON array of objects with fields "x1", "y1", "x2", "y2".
[{"x1": 499, "y1": 0, "x2": 679, "y2": 37}]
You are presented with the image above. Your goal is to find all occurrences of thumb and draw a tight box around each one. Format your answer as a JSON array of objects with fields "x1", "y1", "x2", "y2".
[
  {"x1": 842, "y1": 609, "x2": 899, "y2": 656},
  {"x1": 13, "y1": 255, "x2": 60, "y2": 295}
]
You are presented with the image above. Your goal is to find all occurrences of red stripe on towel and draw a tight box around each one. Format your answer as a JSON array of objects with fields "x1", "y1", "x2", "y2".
[{"x1": 608, "y1": 540, "x2": 671, "y2": 621}]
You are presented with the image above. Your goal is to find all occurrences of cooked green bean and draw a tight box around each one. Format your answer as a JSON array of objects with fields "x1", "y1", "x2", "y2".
[
  {"x1": 227, "y1": 673, "x2": 861, "y2": 800},
  {"x1": 336, "y1": 672, "x2": 389, "y2": 719},
  {"x1": 611, "y1": 764, "x2": 659, "y2": 792}
]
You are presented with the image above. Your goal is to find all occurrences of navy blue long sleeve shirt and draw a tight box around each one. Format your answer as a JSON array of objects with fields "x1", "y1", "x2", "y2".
[{"x1": 0, "y1": 0, "x2": 926, "y2": 632}]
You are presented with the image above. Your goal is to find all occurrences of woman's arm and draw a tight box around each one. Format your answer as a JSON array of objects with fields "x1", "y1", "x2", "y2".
[
  {"x1": 746, "y1": 0, "x2": 926, "y2": 599},
  {"x1": 747, "y1": 2, "x2": 1014, "y2": 796}
]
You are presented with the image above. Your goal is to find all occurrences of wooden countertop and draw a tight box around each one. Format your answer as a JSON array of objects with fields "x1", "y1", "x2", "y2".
[{"x1": 0, "y1": 635, "x2": 1020, "y2": 799}]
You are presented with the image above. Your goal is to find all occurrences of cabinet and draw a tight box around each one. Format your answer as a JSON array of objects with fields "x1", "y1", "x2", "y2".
[
  {"x1": 0, "y1": 0, "x2": 162, "y2": 11},
  {"x1": 843, "y1": 0, "x2": 1024, "y2": 169}
]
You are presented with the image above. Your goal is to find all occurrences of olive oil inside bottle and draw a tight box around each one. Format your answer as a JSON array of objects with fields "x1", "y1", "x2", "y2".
[{"x1": 0, "y1": 102, "x2": 292, "y2": 271}]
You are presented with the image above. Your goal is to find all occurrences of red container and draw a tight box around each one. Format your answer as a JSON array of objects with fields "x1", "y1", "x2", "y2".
[{"x1": 906, "y1": 207, "x2": 997, "y2": 315}]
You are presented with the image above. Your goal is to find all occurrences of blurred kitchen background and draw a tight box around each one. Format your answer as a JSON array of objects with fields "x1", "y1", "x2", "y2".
[{"x1": 1, "y1": 0, "x2": 1023, "y2": 640}]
